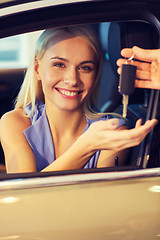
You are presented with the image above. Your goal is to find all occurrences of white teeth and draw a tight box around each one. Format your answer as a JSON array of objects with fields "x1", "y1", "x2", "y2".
[{"x1": 59, "y1": 89, "x2": 78, "y2": 96}]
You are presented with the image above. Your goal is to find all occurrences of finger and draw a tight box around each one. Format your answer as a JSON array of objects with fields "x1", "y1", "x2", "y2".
[
  {"x1": 120, "y1": 48, "x2": 133, "y2": 59},
  {"x1": 117, "y1": 58, "x2": 151, "y2": 71},
  {"x1": 117, "y1": 58, "x2": 131, "y2": 67},
  {"x1": 136, "y1": 69, "x2": 151, "y2": 81},
  {"x1": 124, "y1": 119, "x2": 157, "y2": 140},
  {"x1": 135, "y1": 79, "x2": 160, "y2": 89},
  {"x1": 101, "y1": 119, "x2": 157, "y2": 151},
  {"x1": 117, "y1": 66, "x2": 151, "y2": 80},
  {"x1": 117, "y1": 66, "x2": 151, "y2": 83},
  {"x1": 135, "y1": 119, "x2": 142, "y2": 128},
  {"x1": 119, "y1": 119, "x2": 157, "y2": 148},
  {"x1": 117, "y1": 67, "x2": 120, "y2": 75},
  {"x1": 141, "y1": 119, "x2": 158, "y2": 133},
  {"x1": 131, "y1": 119, "x2": 157, "y2": 135},
  {"x1": 135, "y1": 79, "x2": 153, "y2": 89},
  {"x1": 117, "y1": 58, "x2": 126, "y2": 67},
  {"x1": 132, "y1": 46, "x2": 160, "y2": 63},
  {"x1": 121, "y1": 46, "x2": 159, "y2": 63}
]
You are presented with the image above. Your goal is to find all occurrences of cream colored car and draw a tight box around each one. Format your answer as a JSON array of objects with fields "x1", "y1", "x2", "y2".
[{"x1": 0, "y1": 0, "x2": 160, "y2": 239}]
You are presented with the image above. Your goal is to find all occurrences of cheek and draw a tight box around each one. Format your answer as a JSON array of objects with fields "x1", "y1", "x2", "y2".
[
  {"x1": 40, "y1": 67, "x2": 56, "y2": 87},
  {"x1": 85, "y1": 73, "x2": 96, "y2": 92},
  {"x1": 39, "y1": 72, "x2": 53, "y2": 97}
]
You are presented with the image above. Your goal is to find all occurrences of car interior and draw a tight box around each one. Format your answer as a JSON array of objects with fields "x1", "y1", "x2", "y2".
[{"x1": 0, "y1": 18, "x2": 160, "y2": 175}]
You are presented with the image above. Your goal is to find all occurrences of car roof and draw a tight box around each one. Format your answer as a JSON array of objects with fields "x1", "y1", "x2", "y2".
[
  {"x1": 0, "y1": 0, "x2": 90, "y2": 8},
  {"x1": 0, "y1": 0, "x2": 160, "y2": 13},
  {"x1": 0, "y1": 0, "x2": 159, "y2": 38}
]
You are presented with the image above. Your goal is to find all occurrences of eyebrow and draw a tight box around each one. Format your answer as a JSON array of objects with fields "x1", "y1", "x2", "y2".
[
  {"x1": 80, "y1": 60, "x2": 96, "y2": 65},
  {"x1": 51, "y1": 57, "x2": 69, "y2": 62},
  {"x1": 50, "y1": 57, "x2": 96, "y2": 65}
]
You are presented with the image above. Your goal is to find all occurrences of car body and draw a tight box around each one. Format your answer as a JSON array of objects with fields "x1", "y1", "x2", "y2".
[{"x1": 0, "y1": 0, "x2": 160, "y2": 239}]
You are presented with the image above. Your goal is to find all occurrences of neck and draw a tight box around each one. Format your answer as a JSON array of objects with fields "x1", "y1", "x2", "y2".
[
  {"x1": 45, "y1": 102, "x2": 88, "y2": 159},
  {"x1": 45, "y1": 103, "x2": 87, "y2": 138}
]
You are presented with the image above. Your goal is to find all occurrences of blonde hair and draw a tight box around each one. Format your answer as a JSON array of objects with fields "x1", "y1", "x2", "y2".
[{"x1": 15, "y1": 25, "x2": 104, "y2": 119}]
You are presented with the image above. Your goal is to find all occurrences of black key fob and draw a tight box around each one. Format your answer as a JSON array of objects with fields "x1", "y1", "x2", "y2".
[{"x1": 118, "y1": 63, "x2": 137, "y2": 95}]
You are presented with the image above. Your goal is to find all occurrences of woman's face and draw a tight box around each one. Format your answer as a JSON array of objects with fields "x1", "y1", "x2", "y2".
[{"x1": 36, "y1": 36, "x2": 97, "y2": 112}]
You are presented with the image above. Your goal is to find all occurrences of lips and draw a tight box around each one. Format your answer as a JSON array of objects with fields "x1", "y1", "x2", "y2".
[{"x1": 55, "y1": 88, "x2": 83, "y2": 98}]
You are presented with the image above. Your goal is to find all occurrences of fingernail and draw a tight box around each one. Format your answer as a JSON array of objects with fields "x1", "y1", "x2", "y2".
[{"x1": 112, "y1": 119, "x2": 118, "y2": 125}]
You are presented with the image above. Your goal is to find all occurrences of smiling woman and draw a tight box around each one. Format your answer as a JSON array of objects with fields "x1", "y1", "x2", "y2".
[
  {"x1": 0, "y1": 25, "x2": 157, "y2": 173},
  {"x1": 35, "y1": 36, "x2": 97, "y2": 113}
]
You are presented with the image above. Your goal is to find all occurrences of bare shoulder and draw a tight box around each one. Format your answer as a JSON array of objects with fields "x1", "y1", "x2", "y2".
[
  {"x1": 1, "y1": 108, "x2": 31, "y2": 132},
  {"x1": 0, "y1": 109, "x2": 36, "y2": 173},
  {"x1": 0, "y1": 108, "x2": 31, "y2": 142}
]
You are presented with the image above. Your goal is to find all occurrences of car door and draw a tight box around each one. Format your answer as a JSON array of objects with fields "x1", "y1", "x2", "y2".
[{"x1": 0, "y1": 0, "x2": 160, "y2": 239}]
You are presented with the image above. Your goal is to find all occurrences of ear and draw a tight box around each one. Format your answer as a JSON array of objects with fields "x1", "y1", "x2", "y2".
[{"x1": 35, "y1": 58, "x2": 41, "y2": 81}]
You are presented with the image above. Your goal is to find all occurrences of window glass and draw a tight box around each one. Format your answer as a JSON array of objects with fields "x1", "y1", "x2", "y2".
[{"x1": 0, "y1": 31, "x2": 42, "y2": 69}]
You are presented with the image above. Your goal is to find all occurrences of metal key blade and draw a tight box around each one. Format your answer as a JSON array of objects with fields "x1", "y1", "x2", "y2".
[{"x1": 122, "y1": 94, "x2": 129, "y2": 118}]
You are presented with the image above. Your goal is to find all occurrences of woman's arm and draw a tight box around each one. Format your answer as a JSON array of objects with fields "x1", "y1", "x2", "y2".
[
  {"x1": 97, "y1": 125, "x2": 130, "y2": 168},
  {"x1": 42, "y1": 118, "x2": 157, "y2": 171},
  {"x1": 1, "y1": 110, "x2": 157, "y2": 173},
  {"x1": 1, "y1": 109, "x2": 37, "y2": 173}
]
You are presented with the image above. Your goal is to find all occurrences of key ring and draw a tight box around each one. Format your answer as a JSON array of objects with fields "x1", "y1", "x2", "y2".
[{"x1": 126, "y1": 54, "x2": 134, "y2": 64}]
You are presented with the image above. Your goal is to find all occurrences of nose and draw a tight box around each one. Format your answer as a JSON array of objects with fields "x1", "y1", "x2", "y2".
[{"x1": 64, "y1": 67, "x2": 80, "y2": 86}]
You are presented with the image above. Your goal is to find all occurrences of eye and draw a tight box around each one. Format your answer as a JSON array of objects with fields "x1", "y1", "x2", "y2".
[
  {"x1": 52, "y1": 62, "x2": 66, "y2": 68},
  {"x1": 78, "y1": 65, "x2": 94, "y2": 73}
]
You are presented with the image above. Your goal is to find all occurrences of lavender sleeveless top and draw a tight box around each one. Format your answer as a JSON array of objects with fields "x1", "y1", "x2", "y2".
[{"x1": 24, "y1": 102, "x2": 126, "y2": 171}]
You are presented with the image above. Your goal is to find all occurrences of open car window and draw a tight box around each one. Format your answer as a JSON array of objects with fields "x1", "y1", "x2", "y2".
[
  {"x1": 0, "y1": 0, "x2": 159, "y2": 180},
  {"x1": 0, "y1": 19, "x2": 160, "y2": 178}
]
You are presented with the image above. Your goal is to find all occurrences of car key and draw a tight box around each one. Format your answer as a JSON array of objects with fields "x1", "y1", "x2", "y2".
[{"x1": 118, "y1": 56, "x2": 137, "y2": 118}]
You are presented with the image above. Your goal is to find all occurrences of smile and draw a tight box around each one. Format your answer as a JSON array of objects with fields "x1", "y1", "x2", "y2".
[
  {"x1": 56, "y1": 88, "x2": 83, "y2": 97},
  {"x1": 59, "y1": 89, "x2": 78, "y2": 96}
]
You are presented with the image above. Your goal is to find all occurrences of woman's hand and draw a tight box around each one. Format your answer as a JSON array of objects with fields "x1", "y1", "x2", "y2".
[
  {"x1": 117, "y1": 46, "x2": 160, "y2": 89},
  {"x1": 85, "y1": 118, "x2": 158, "y2": 152}
]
